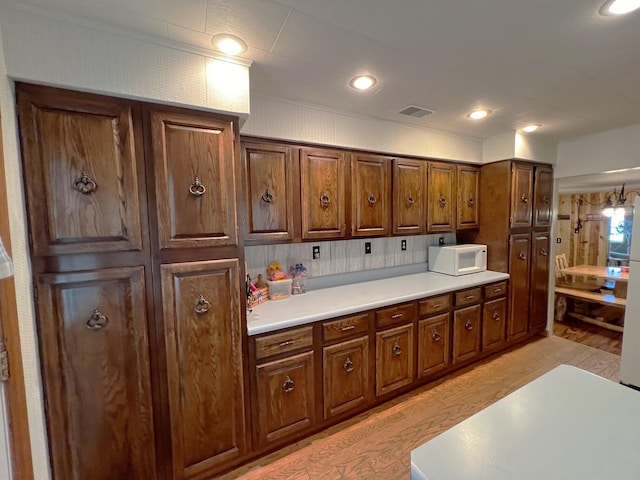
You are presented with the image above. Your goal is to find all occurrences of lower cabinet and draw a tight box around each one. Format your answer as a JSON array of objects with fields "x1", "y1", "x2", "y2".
[
  {"x1": 417, "y1": 313, "x2": 451, "y2": 378},
  {"x1": 375, "y1": 323, "x2": 415, "y2": 396},
  {"x1": 483, "y1": 297, "x2": 507, "y2": 351},
  {"x1": 452, "y1": 304, "x2": 481, "y2": 364}
]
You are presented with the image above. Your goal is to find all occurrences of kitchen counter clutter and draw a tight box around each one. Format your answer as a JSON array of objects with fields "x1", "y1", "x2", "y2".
[{"x1": 248, "y1": 270, "x2": 509, "y2": 335}]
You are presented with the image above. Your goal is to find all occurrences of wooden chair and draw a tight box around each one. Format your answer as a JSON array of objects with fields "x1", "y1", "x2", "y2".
[{"x1": 554, "y1": 253, "x2": 600, "y2": 290}]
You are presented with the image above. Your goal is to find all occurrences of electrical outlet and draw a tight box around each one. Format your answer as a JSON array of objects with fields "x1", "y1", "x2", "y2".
[
  {"x1": 438, "y1": 237, "x2": 445, "y2": 245},
  {"x1": 365, "y1": 242, "x2": 372, "y2": 254},
  {"x1": 401, "y1": 239, "x2": 407, "y2": 251},
  {"x1": 556, "y1": 238, "x2": 562, "y2": 244},
  {"x1": 312, "y1": 245, "x2": 320, "y2": 259}
]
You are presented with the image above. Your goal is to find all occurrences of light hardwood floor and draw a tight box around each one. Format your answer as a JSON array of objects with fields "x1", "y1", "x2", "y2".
[{"x1": 221, "y1": 336, "x2": 620, "y2": 480}]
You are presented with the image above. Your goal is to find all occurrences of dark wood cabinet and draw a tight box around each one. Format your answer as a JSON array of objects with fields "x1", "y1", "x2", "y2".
[
  {"x1": 427, "y1": 161, "x2": 455, "y2": 232},
  {"x1": 417, "y1": 313, "x2": 450, "y2": 378},
  {"x1": 351, "y1": 154, "x2": 392, "y2": 237},
  {"x1": 530, "y1": 232, "x2": 551, "y2": 332},
  {"x1": 456, "y1": 165, "x2": 480, "y2": 230},
  {"x1": 510, "y1": 163, "x2": 534, "y2": 228},
  {"x1": 393, "y1": 158, "x2": 426, "y2": 235},
  {"x1": 243, "y1": 141, "x2": 295, "y2": 242},
  {"x1": 533, "y1": 167, "x2": 553, "y2": 227},
  {"x1": 508, "y1": 233, "x2": 532, "y2": 340},
  {"x1": 300, "y1": 147, "x2": 347, "y2": 239},
  {"x1": 452, "y1": 304, "x2": 481, "y2": 365},
  {"x1": 375, "y1": 323, "x2": 414, "y2": 396},
  {"x1": 483, "y1": 297, "x2": 507, "y2": 351}
]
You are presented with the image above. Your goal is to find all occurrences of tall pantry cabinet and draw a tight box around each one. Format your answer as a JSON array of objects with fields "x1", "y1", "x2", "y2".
[{"x1": 16, "y1": 83, "x2": 247, "y2": 480}]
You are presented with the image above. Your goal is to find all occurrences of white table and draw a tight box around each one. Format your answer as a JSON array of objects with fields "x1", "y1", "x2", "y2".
[{"x1": 411, "y1": 365, "x2": 640, "y2": 480}]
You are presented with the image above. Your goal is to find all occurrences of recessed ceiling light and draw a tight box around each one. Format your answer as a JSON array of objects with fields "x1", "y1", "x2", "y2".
[
  {"x1": 467, "y1": 109, "x2": 490, "y2": 120},
  {"x1": 350, "y1": 75, "x2": 377, "y2": 91},
  {"x1": 211, "y1": 33, "x2": 247, "y2": 56},
  {"x1": 522, "y1": 124, "x2": 540, "y2": 133},
  {"x1": 600, "y1": 0, "x2": 640, "y2": 15}
]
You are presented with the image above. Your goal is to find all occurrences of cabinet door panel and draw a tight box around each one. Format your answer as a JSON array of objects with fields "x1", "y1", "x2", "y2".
[
  {"x1": 456, "y1": 165, "x2": 479, "y2": 229},
  {"x1": 17, "y1": 86, "x2": 144, "y2": 255},
  {"x1": 352, "y1": 154, "x2": 392, "y2": 237},
  {"x1": 427, "y1": 162, "x2": 455, "y2": 232},
  {"x1": 393, "y1": 159, "x2": 426, "y2": 235},
  {"x1": 323, "y1": 336, "x2": 369, "y2": 420},
  {"x1": 483, "y1": 297, "x2": 507, "y2": 351},
  {"x1": 418, "y1": 313, "x2": 450, "y2": 378},
  {"x1": 300, "y1": 148, "x2": 346, "y2": 239},
  {"x1": 151, "y1": 110, "x2": 238, "y2": 249},
  {"x1": 508, "y1": 233, "x2": 531, "y2": 340},
  {"x1": 36, "y1": 267, "x2": 156, "y2": 480},
  {"x1": 533, "y1": 167, "x2": 553, "y2": 227},
  {"x1": 530, "y1": 233, "x2": 550, "y2": 332},
  {"x1": 375, "y1": 323, "x2": 414, "y2": 396},
  {"x1": 510, "y1": 164, "x2": 534, "y2": 228},
  {"x1": 452, "y1": 304, "x2": 481, "y2": 364},
  {"x1": 161, "y1": 259, "x2": 246, "y2": 478}
]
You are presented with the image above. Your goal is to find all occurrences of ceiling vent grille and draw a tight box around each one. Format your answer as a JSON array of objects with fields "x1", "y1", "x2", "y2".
[{"x1": 398, "y1": 105, "x2": 436, "y2": 118}]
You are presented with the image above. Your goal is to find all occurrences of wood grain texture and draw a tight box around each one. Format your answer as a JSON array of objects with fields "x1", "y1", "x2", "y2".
[
  {"x1": 351, "y1": 154, "x2": 392, "y2": 237},
  {"x1": 554, "y1": 318, "x2": 621, "y2": 356},
  {"x1": 530, "y1": 232, "x2": 551, "y2": 332},
  {"x1": 392, "y1": 159, "x2": 425, "y2": 235},
  {"x1": 374, "y1": 302, "x2": 417, "y2": 330},
  {"x1": 322, "y1": 314, "x2": 369, "y2": 343},
  {"x1": 454, "y1": 287, "x2": 482, "y2": 308},
  {"x1": 427, "y1": 162, "x2": 455, "y2": 232},
  {"x1": 533, "y1": 166, "x2": 553, "y2": 227},
  {"x1": 452, "y1": 304, "x2": 481, "y2": 364},
  {"x1": 417, "y1": 313, "x2": 450, "y2": 378},
  {"x1": 510, "y1": 163, "x2": 534, "y2": 228},
  {"x1": 375, "y1": 323, "x2": 415, "y2": 396},
  {"x1": 418, "y1": 294, "x2": 451, "y2": 317},
  {"x1": 482, "y1": 297, "x2": 507, "y2": 351},
  {"x1": 255, "y1": 326, "x2": 314, "y2": 361},
  {"x1": 508, "y1": 233, "x2": 532, "y2": 340},
  {"x1": 456, "y1": 164, "x2": 480, "y2": 230}
]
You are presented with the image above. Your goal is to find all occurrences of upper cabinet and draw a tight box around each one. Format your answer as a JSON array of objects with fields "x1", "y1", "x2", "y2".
[
  {"x1": 510, "y1": 163, "x2": 534, "y2": 228},
  {"x1": 393, "y1": 159, "x2": 426, "y2": 235},
  {"x1": 533, "y1": 166, "x2": 553, "y2": 227},
  {"x1": 351, "y1": 154, "x2": 392, "y2": 237},
  {"x1": 456, "y1": 165, "x2": 479, "y2": 230},
  {"x1": 300, "y1": 147, "x2": 347, "y2": 240},
  {"x1": 149, "y1": 108, "x2": 238, "y2": 249},
  {"x1": 17, "y1": 84, "x2": 145, "y2": 256},
  {"x1": 243, "y1": 141, "x2": 295, "y2": 242},
  {"x1": 427, "y1": 162, "x2": 455, "y2": 232}
]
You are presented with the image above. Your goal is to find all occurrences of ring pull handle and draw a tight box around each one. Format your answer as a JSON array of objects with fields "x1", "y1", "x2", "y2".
[
  {"x1": 540, "y1": 248, "x2": 548, "y2": 256},
  {"x1": 519, "y1": 251, "x2": 526, "y2": 260},
  {"x1": 464, "y1": 321, "x2": 473, "y2": 331},
  {"x1": 194, "y1": 295, "x2": 211, "y2": 314},
  {"x1": 492, "y1": 312, "x2": 500, "y2": 321},
  {"x1": 367, "y1": 193, "x2": 377, "y2": 206},
  {"x1": 189, "y1": 177, "x2": 206, "y2": 197},
  {"x1": 543, "y1": 195, "x2": 550, "y2": 205},
  {"x1": 86, "y1": 309, "x2": 108, "y2": 330},
  {"x1": 467, "y1": 197, "x2": 474, "y2": 206},
  {"x1": 320, "y1": 191, "x2": 331, "y2": 207},
  {"x1": 521, "y1": 194, "x2": 528, "y2": 203},
  {"x1": 282, "y1": 375, "x2": 295, "y2": 393},
  {"x1": 432, "y1": 331, "x2": 441, "y2": 342},
  {"x1": 261, "y1": 189, "x2": 273, "y2": 203},
  {"x1": 343, "y1": 357, "x2": 354, "y2": 373},
  {"x1": 392, "y1": 342, "x2": 402, "y2": 356},
  {"x1": 439, "y1": 195, "x2": 446, "y2": 207},
  {"x1": 73, "y1": 171, "x2": 97, "y2": 194},
  {"x1": 406, "y1": 194, "x2": 415, "y2": 206}
]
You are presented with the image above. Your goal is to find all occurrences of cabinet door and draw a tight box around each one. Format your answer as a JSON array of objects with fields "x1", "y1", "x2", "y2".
[
  {"x1": 483, "y1": 297, "x2": 507, "y2": 351},
  {"x1": 150, "y1": 109, "x2": 238, "y2": 249},
  {"x1": 300, "y1": 147, "x2": 347, "y2": 239},
  {"x1": 510, "y1": 164, "x2": 534, "y2": 228},
  {"x1": 256, "y1": 351, "x2": 315, "y2": 447},
  {"x1": 375, "y1": 323, "x2": 414, "y2": 396},
  {"x1": 161, "y1": 259, "x2": 246, "y2": 478},
  {"x1": 530, "y1": 232, "x2": 550, "y2": 332},
  {"x1": 418, "y1": 313, "x2": 450, "y2": 379},
  {"x1": 243, "y1": 142, "x2": 295, "y2": 242},
  {"x1": 352, "y1": 154, "x2": 392, "y2": 237},
  {"x1": 35, "y1": 267, "x2": 156, "y2": 480},
  {"x1": 427, "y1": 162, "x2": 455, "y2": 232},
  {"x1": 16, "y1": 84, "x2": 144, "y2": 256},
  {"x1": 508, "y1": 233, "x2": 531, "y2": 340},
  {"x1": 456, "y1": 165, "x2": 480, "y2": 229},
  {"x1": 533, "y1": 167, "x2": 553, "y2": 227},
  {"x1": 323, "y1": 336, "x2": 369, "y2": 420},
  {"x1": 452, "y1": 304, "x2": 481, "y2": 364},
  {"x1": 393, "y1": 159, "x2": 426, "y2": 235}
]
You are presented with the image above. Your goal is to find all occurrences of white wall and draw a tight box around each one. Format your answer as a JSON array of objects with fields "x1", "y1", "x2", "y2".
[{"x1": 483, "y1": 131, "x2": 557, "y2": 164}]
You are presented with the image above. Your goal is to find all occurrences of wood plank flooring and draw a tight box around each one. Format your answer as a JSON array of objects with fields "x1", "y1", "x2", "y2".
[
  {"x1": 553, "y1": 318, "x2": 622, "y2": 355},
  {"x1": 221, "y1": 336, "x2": 621, "y2": 480}
]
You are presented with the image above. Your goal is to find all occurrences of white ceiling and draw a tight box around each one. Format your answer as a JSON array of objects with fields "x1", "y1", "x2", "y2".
[{"x1": 6, "y1": 0, "x2": 640, "y2": 142}]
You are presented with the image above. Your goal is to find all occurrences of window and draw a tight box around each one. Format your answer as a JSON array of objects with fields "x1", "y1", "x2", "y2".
[{"x1": 608, "y1": 207, "x2": 633, "y2": 263}]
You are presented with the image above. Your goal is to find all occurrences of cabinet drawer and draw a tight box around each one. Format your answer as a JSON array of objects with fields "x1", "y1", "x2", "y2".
[
  {"x1": 255, "y1": 326, "x2": 313, "y2": 361},
  {"x1": 484, "y1": 281, "x2": 507, "y2": 300},
  {"x1": 455, "y1": 287, "x2": 482, "y2": 307},
  {"x1": 418, "y1": 294, "x2": 451, "y2": 317},
  {"x1": 375, "y1": 302, "x2": 417, "y2": 329},
  {"x1": 323, "y1": 314, "x2": 369, "y2": 343}
]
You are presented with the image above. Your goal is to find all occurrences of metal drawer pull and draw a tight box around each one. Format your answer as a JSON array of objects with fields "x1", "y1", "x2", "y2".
[
  {"x1": 431, "y1": 303, "x2": 441, "y2": 308},
  {"x1": 194, "y1": 295, "x2": 211, "y2": 314},
  {"x1": 391, "y1": 313, "x2": 403, "y2": 319},
  {"x1": 367, "y1": 192, "x2": 377, "y2": 205},
  {"x1": 540, "y1": 248, "x2": 548, "y2": 256},
  {"x1": 407, "y1": 194, "x2": 415, "y2": 206},
  {"x1": 439, "y1": 195, "x2": 446, "y2": 207},
  {"x1": 341, "y1": 325, "x2": 356, "y2": 332},
  {"x1": 86, "y1": 309, "x2": 108, "y2": 330},
  {"x1": 464, "y1": 321, "x2": 473, "y2": 331},
  {"x1": 543, "y1": 195, "x2": 550, "y2": 205},
  {"x1": 432, "y1": 331, "x2": 441, "y2": 342},
  {"x1": 392, "y1": 342, "x2": 402, "y2": 356},
  {"x1": 189, "y1": 177, "x2": 206, "y2": 197},
  {"x1": 494, "y1": 287, "x2": 502, "y2": 293},
  {"x1": 493, "y1": 312, "x2": 501, "y2": 321},
  {"x1": 521, "y1": 194, "x2": 528, "y2": 203},
  {"x1": 320, "y1": 191, "x2": 331, "y2": 207},
  {"x1": 282, "y1": 376, "x2": 295, "y2": 393},
  {"x1": 278, "y1": 340, "x2": 294, "y2": 347},
  {"x1": 73, "y1": 171, "x2": 97, "y2": 194},
  {"x1": 467, "y1": 197, "x2": 474, "y2": 206},
  {"x1": 519, "y1": 251, "x2": 526, "y2": 260},
  {"x1": 261, "y1": 189, "x2": 273, "y2": 203},
  {"x1": 465, "y1": 295, "x2": 475, "y2": 300},
  {"x1": 343, "y1": 357, "x2": 354, "y2": 373}
]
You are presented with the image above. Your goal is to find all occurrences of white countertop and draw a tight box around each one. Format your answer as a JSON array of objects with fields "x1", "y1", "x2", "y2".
[
  {"x1": 410, "y1": 365, "x2": 640, "y2": 480},
  {"x1": 247, "y1": 270, "x2": 509, "y2": 336}
]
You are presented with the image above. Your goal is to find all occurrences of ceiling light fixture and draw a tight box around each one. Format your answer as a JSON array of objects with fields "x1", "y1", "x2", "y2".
[
  {"x1": 522, "y1": 124, "x2": 540, "y2": 133},
  {"x1": 211, "y1": 33, "x2": 247, "y2": 56},
  {"x1": 467, "y1": 109, "x2": 490, "y2": 120},
  {"x1": 350, "y1": 75, "x2": 377, "y2": 91},
  {"x1": 601, "y1": 183, "x2": 640, "y2": 217},
  {"x1": 599, "y1": 0, "x2": 640, "y2": 15}
]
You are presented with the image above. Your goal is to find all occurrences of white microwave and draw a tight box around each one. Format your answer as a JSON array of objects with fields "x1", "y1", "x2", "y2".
[{"x1": 428, "y1": 244, "x2": 487, "y2": 276}]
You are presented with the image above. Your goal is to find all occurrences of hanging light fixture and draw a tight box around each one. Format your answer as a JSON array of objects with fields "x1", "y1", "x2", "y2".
[{"x1": 601, "y1": 183, "x2": 640, "y2": 217}]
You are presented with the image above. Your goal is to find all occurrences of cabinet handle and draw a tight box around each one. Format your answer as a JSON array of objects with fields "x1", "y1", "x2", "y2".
[
  {"x1": 261, "y1": 189, "x2": 274, "y2": 203},
  {"x1": 494, "y1": 287, "x2": 502, "y2": 293},
  {"x1": 431, "y1": 303, "x2": 441, "y2": 308},
  {"x1": 465, "y1": 295, "x2": 475, "y2": 300},
  {"x1": 543, "y1": 195, "x2": 550, "y2": 205},
  {"x1": 521, "y1": 194, "x2": 528, "y2": 203},
  {"x1": 341, "y1": 325, "x2": 355, "y2": 332},
  {"x1": 492, "y1": 312, "x2": 501, "y2": 321},
  {"x1": 432, "y1": 331, "x2": 441, "y2": 342},
  {"x1": 406, "y1": 194, "x2": 415, "y2": 206},
  {"x1": 467, "y1": 197, "x2": 474, "y2": 206},
  {"x1": 194, "y1": 295, "x2": 211, "y2": 314},
  {"x1": 73, "y1": 171, "x2": 97, "y2": 194},
  {"x1": 540, "y1": 248, "x2": 548, "y2": 256},
  {"x1": 464, "y1": 321, "x2": 473, "y2": 331},
  {"x1": 320, "y1": 191, "x2": 331, "y2": 207},
  {"x1": 519, "y1": 251, "x2": 526, "y2": 260},
  {"x1": 343, "y1": 357, "x2": 354, "y2": 373},
  {"x1": 391, "y1": 313, "x2": 403, "y2": 319},
  {"x1": 439, "y1": 195, "x2": 446, "y2": 207},
  {"x1": 86, "y1": 309, "x2": 108, "y2": 330},
  {"x1": 189, "y1": 177, "x2": 206, "y2": 197},
  {"x1": 392, "y1": 342, "x2": 402, "y2": 356},
  {"x1": 278, "y1": 340, "x2": 294, "y2": 347},
  {"x1": 367, "y1": 193, "x2": 377, "y2": 205},
  {"x1": 282, "y1": 376, "x2": 295, "y2": 393}
]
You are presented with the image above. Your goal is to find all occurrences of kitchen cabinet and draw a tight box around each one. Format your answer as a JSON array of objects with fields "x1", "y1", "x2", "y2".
[
  {"x1": 300, "y1": 147, "x2": 347, "y2": 240},
  {"x1": 375, "y1": 323, "x2": 415, "y2": 396},
  {"x1": 510, "y1": 163, "x2": 534, "y2": 228},
  {"x1": 483, "y1": 297, "x2": 507, "y2": 351},
  {"x1": 456, "y1": 165, "x2": 480, "y2": 230},
  {"x1": 533, "y1": 167, "x2": 553, "y2": 227},
  {"x1": 418, "y1": 313, "x2": 451, "y2": 379},
  {"x1": 530, "y1": 232, "x2": 551, "y2": 332},
  {"x1": 427, "y1": 161, "x2": 455, "y2": 232},
  {"x1": 393, "y1": 158, "x2": 426, "y2": 235},
  {"x1": 452, "y1": 304, "x2": 481, "y2": 364},
  {"x1": 351, "y1": 153, "x2": 392, "y2": 237},
  {"x1": 242, "y1": 141, "x2": 296, "y2": 242},
  {"x1": 508, "y1": 233, "x2": 532, "y2": 340}
]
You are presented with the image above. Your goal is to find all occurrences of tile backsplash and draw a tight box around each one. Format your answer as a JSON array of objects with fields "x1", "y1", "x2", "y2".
[{"x1": 245, "y1": 233, "x2": 456, "y2": 283}]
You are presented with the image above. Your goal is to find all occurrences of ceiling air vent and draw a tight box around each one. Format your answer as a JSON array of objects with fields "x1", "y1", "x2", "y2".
[{"x1": 398, "y1": 105, "x2": 436, "y2": 118}]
